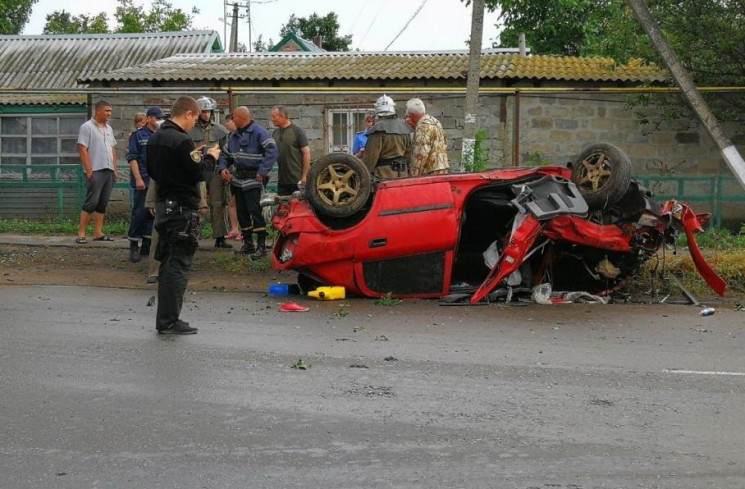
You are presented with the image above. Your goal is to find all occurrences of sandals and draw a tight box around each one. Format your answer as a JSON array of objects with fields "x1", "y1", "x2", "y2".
[
  {"x1": 92, "y1": 235, "x2": 115, "y2": 241},
  {"x1": 75, "y1": 237, "x2": 88, "y2": 244}
]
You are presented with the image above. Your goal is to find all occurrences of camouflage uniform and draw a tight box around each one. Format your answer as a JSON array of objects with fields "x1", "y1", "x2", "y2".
[{"x1": 411, "y1": 114, "x2": 449, "y2": 176}]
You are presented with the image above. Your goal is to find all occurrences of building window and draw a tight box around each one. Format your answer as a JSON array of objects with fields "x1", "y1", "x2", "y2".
[
  {"x1": 326, "y1": 108, "x2": 368, "y2": 153},
  {"x1": 0, "y1": 114, "x2": 86, "y2": 180}
]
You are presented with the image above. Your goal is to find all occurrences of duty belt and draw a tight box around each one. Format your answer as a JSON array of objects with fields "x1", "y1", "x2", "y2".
[{"x1": 377, "y1": 156, "x2": 408, "y2": 176}]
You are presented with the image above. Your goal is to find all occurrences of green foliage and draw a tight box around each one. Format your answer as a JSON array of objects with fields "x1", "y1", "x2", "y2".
[
  {"x1": 676, "y1": 226, "x2": 745, "y2": 251},
  {"x1": 115, "y1": 0, "x2": 197, "y2": 33},
  {"x1": 332, "y1": 304, "x2": 349, "y2": 317},
  {"x1": 0, "y1": 218, "x2": 128, "y2": 236},
  {"x1": 463, "y1": 128, "x2": 490, "y2": 172},
  {"x1": 43, "y1": 11, "x2": 109, "y2": 34},
  {"x1": 279, "y1": 12, "x2": 352, "y2": 51},
  {"x1": 0, "y1": 0, "x2": 38, "y2": 34},
  {"x1": 291, "y1": 358, "x2": 311, "y2": 370},
  {"x1": 525, "y1": 151, "x2": 549, "y2": 167},
  {"x1": 374, "y1": 292, "x2": 402, "y2": 306},
  {"x1": 43, "y1": 0, "x2": 197, "y2": 34}
]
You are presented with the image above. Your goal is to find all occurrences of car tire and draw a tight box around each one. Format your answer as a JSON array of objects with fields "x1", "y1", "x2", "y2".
[
  {"x1": 571, "y1": 143, "x2": 632, "y2": 209},
  {"x1": 307, "y1": 153, "x2": 372, "y2": 217}
]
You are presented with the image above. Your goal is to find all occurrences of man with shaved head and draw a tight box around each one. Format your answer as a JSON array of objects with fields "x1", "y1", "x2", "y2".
[{"x1": 218, "y1": 106, "x2": 278, "y2": 259}]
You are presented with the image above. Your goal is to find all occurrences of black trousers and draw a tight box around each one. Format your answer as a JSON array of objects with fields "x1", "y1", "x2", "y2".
[
  {"x1": 153, "y1": 203, "x2": 199, "y2": 330},
  {"x1": 232, "y1": 185, "x2": 265, "y2": 232}
]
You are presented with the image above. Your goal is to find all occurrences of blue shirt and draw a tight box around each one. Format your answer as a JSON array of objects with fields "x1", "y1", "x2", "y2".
[
  {"x1": 218, "y1": 121, "x2": 278, "y2": 177},
  {"x1": 352, "y1": 130, "x2": 368, "y2": 154},
  {"x1": 126, "y1": 125, "x2": 155, "y2": 187}
]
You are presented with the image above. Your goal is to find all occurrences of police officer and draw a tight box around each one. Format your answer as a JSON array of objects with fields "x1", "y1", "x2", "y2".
[
  {"x1": 218, "y1": 106, "x2": 278, "y2": 259},
  {"x1": 361, "y1": 95, "x2": 412, "y2": 179},
  {"x1": 189, "y1": 96, "x2": 232, "y2": 249},
  {"x1": 125, "y1": 106, "x2": 163, "y2": 263},
  {"x1": 146, "y1": 96, "x2": 220, "y2": 335}
]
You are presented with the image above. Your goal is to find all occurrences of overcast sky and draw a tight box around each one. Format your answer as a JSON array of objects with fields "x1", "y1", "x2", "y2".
[{"x1": 22, "y1": 0, "x2": 503, "y2": 52}]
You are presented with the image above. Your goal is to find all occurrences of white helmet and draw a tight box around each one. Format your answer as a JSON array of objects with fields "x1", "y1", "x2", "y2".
[
  {"x1": 374, "y1": 94, "x2": 396, "y2": 117},
  {"x1": 196, "y1": 96, "x2": 217, "y2": 112}
]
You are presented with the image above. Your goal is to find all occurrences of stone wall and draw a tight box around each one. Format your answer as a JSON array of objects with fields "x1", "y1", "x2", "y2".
[{"x1": 95, "y1": 90, "x2": 745, "y2": 227}]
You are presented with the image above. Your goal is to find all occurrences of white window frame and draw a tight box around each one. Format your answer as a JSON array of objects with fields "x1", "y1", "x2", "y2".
[
  {"x1": 0, "y1": 113, "x2": 86, "y2": 180},
  {"x1": 326, "y1": 107, "x2": 369, "y2": 154}
]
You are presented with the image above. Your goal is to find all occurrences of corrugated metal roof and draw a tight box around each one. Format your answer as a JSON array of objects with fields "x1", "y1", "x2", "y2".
[
  {"x1": 0, "y1": 31, "x2": 222, "y2": 91},
  {"x1": 80, "y1": 51, "x2": 667, "y2": 84},
  {"x1": 0, "y1": 93, "x2": 86, "y2": 106}
]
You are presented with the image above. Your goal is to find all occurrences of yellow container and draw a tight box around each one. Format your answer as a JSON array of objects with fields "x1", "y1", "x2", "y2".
[{"x1": 308, "y1": 286, "x2": 346, "y2": 300}]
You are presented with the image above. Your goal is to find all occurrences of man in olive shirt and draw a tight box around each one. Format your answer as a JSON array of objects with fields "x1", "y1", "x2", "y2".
[{"x1": 271, "y1": 106, "x2": 310, "y2": 196}]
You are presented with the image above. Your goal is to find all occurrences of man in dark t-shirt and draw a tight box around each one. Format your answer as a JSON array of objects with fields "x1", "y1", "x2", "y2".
[{"x1": 271, "y1": 106, "x2": 310, "y2": 196}]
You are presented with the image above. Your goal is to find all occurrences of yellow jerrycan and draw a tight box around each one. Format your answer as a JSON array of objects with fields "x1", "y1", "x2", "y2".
[{"x1": 308, "y1": 286, "x2": 346, "y2": 300}]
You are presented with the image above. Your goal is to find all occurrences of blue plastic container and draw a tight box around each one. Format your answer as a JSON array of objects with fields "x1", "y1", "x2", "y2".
[{"x1": 268, "y1": 283, "x2": 300, "y2": 295}]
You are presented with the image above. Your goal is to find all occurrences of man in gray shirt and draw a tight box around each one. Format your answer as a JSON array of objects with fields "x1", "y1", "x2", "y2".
[{"x1": 76, "y1": 100, "x2": 118, "y2": 244}]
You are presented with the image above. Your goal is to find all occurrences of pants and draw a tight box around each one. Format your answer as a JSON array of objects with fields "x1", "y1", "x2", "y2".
[
  {"x1": 207, "y1": 170, "x2": 229, "y2": 238},
  {"x1": 232, "y1": 185, "x2": 265, "y2": 233},
  {"x1": 127, "y1": 187, "x2": 154, "y2": 240},
  {"x1": 81, "y1": 169, "x2": 115, "y2": 214},
  {"x1": 153, "y1": 203, "x2": 199, "y2": 331}
]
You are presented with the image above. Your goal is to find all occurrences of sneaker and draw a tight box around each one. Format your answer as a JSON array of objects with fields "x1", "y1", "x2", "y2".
[
  {"x1": 158, "y1": 320, "x2": 198, "y2": 335},
  {"x1": 146, "y1": 275, "x2": 158, "y2": 284}
]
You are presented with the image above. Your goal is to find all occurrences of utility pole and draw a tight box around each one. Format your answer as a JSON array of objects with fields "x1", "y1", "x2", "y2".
[
  {"x1": 460, "y1": 0, "x2": 485, "y2": 171},
  {"x1": 626, "y1": 0, "x2": 745, "y2": 191}
]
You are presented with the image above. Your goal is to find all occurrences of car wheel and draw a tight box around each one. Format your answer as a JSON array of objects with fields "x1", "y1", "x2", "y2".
[
  {"x1": 307, "y1": 153, "x2": 372, "y2": 217},
  {"x1": 571, "y1": 143, "x2": 632, "y2": 209}
]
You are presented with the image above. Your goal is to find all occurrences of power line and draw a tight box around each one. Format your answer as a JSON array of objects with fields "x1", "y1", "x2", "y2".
[
  {"x1": 384, "y1": 0, "x2": 429, "y2": 51},
  {"x1": 358, "y1": 0, "x2": 388, "y2": 49}
]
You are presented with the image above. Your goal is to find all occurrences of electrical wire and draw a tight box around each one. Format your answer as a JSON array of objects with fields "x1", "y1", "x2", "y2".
[
  {"x1": 358, "y1": 0, "x2": 387, "y2": 49},
  {"x1": 384, "y1": 0, "x2": 429, "y2": 51}
]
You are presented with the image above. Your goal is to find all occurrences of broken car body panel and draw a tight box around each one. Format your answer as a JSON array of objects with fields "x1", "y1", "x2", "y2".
[{"x1": 271, "y1": 164, "x2": 726, "y2": 301}]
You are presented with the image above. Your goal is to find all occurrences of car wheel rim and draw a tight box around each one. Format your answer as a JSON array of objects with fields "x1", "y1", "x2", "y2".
[
  {"x1": 576, "y1": 152, "x2": 612, "y2": 193},
  {"x1": 315, "y1": 163, "x2": 361, "y2": 206}
]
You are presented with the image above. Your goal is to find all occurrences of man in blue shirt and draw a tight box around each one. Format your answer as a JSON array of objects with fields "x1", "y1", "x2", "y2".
[
  {"x1": 126, "y1": 106, "x2": 164, "y2": 262},
  {"x1": 352, "y1": 110, "x2": 376, "y2": 158},
  {"x1": 218, "y1": 106, "x2": 278, "y2": 259}
]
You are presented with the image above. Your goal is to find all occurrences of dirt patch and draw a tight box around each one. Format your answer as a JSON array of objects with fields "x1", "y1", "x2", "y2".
[{"x1": 0, "y1": 243, "x2": 291, "y2": 293}]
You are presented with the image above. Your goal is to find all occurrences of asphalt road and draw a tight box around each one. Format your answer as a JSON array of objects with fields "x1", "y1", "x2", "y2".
[{"x1": 1, "y1": 285, "x2": 744, "y2": 489}]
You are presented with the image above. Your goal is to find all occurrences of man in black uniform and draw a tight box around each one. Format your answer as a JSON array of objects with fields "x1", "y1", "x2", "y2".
[{"x1": 146, "y1": 96, "x2": 220, "y2": 335}]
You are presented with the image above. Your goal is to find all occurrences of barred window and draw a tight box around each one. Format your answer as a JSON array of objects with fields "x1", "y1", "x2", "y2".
[{"x1": 326, "y1": 108, "x2": 368, "y2": 154}]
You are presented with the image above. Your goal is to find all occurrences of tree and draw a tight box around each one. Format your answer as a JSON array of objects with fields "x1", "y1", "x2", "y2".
[
  {"x1": 43, "y1": 0, "x2": 198, "y2": 35},
  {"x1": 279, "y1": 12, "x2": 352, "y2": 52},
  {"x1": 115, "y1": 0, "x2": 197, "y2": 33},
  {"x1": 43, "y1": 11, "x2": 109, "y2": 35},
  {"x1": 252, "y1": 34, "x2": 270, "y2": 53},
  {"x1": 0, "y1": 0, "x2": 38, "y2": 35}
]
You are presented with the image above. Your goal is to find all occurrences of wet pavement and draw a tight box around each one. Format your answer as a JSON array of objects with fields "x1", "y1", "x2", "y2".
[{"x1": 1, "y1": 282, "x2": 744, "y2": 488}]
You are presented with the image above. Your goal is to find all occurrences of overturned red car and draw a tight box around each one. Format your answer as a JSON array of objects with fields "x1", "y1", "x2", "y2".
[{"x1": 269, "y1": 143, "x2": 725, "y2": 302}]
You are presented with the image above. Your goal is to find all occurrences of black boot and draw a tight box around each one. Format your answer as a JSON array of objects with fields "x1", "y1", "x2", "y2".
[
  {"x1": 214, "y1": 237, "x2": 233, "y2": 249},
  {"x1": 238, "y1": 233, "x2": 256, "y2": 255},
  {"x1": 140, "y1": 237, "x2": 151, "y2": 257},
  {"x1": 250, "y1": 232, "x2": 267, "y2": 260},
  {"x1": 129, "y1": 240, "x2": 141, "y2": 263}
]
